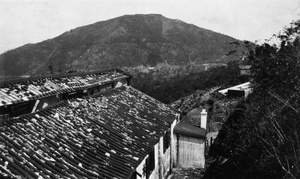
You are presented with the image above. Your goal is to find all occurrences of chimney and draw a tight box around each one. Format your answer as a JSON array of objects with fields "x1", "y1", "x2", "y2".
[{"x1": 201, "y1": 109, "x2": 207, "y2": 129}]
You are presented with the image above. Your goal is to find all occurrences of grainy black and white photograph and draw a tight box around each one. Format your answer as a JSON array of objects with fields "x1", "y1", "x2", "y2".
[{"x1": 0, "y1": 0, "x2": 300, "y2": 178}]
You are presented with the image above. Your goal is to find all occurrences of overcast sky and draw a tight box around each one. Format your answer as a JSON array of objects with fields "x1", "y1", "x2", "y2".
[{"x1": 0, "y1": 0, "x2": 299, "y2": 54}]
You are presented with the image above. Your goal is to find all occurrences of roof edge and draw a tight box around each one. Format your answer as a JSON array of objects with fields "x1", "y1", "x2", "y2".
[{"x1": 174, "y1": 122, "x2": 206, "y2": 139}]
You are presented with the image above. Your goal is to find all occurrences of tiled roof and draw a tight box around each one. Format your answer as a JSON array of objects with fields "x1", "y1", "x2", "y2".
[
  {"x1": 0, "y1": 86, "x2": 178, "y2": 179},
  {"x1": 0, "y1": 69, "x2": 128, "y2": 107}
]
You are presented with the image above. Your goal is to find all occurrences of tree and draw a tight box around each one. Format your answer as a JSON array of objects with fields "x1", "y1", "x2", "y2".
[
  {"x1": 248, "y1": 20, "x2": 300, "y2": 179},
  {"x1": 206, "y1": 20, "x2": 300, "y2": 178},
  {"x1": 251, "y1": 20, "x2": 300, "y2": 97}
]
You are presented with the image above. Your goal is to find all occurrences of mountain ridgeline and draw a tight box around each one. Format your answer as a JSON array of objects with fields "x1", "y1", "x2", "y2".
[{"x1": 0, "y1": 14, "x2": 252, "y2": 80}]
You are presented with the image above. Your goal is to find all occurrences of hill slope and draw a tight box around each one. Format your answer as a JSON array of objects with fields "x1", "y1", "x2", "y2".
[{"x1": 0, "y1": 14, "x2": 252, "y2": 80}]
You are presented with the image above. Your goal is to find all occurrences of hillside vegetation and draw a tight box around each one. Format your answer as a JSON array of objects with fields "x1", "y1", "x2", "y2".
[
  {"x1": 205, "y1": 20, "x2": 300, "y2": 178},
  {"x1": 0, "y1": 14, "x2": 252, "y2": 84},
  {"x1": 137, "y1": 59, "x2": 249, "y2": 104}
]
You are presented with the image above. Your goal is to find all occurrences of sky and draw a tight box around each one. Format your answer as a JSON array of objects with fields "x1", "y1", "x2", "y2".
[{"x1": 0, "y1": 0, "x2": 300, "y2": 54}]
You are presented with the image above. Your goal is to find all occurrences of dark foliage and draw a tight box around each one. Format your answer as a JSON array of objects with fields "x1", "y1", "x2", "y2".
[
  {"x1": 205, "y1": 20, "x2": 300, "y2": 178},
  {"x1": 132, "y1": 60, "x2": 249, "y2": 104}
]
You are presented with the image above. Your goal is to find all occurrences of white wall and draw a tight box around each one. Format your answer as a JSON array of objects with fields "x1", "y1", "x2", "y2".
[
  {"x1": 136, "y1": 155, "x2": 147, "y2": 179},
  {"x1": 149, "y1": 142, "x2": 159, "y2": 179},
  {"x1": 135, "y1": 119, "x2": 178, "y2": 179},
  {"x1": 173, "y1": 134, "x2": 205, "y2": 168}
]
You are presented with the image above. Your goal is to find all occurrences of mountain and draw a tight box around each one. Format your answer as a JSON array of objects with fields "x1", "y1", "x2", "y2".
[{"x1": 0, "y1": 14, "x2": 253, "y2": 81}]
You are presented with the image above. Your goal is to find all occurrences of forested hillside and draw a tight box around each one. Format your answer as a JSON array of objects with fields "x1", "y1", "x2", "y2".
[
  {"x1": 0, "y1": 14, "x2": 251, "y2": 80},
  {"x1": 131, "y1": 60, "x2": 249, "y2": 104}
]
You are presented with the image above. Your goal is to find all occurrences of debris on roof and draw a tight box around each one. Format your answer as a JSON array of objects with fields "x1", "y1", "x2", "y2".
[
  {"x1": 0, "y1": 86, "x2": 178, "y2": 179},
  {"x1": 0, "y1": 70, "x2": 128, "y2": 106}
]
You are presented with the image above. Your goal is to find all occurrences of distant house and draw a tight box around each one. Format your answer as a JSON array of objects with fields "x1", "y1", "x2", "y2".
[
  {"x1": 173, "y1": 109, "x2": 207, "y2": 168},
  {"x1": 218, "y1": 82, "x2": 252, "y2": 98},
  {"x1": 0, "y1": 69, "x2": 180, "y2": 179},
  {"x1": 239, "y1": 65, "x2": 251, "y2": 76}
]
